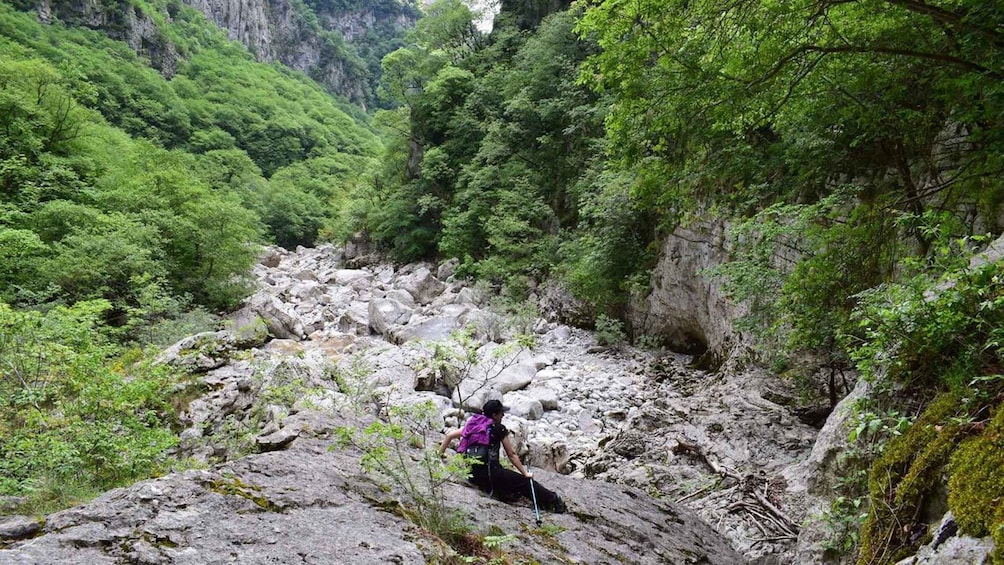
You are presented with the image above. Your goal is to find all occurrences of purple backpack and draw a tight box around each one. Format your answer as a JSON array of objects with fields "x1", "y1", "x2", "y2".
[{"x1": 457, "y1": 414, "x2": 493, "y2": 454}]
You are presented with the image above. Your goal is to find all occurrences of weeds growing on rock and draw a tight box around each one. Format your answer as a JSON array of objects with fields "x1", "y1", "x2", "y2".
[{"x1": 334, "y1": 401, "x2": 474, "y2": 541}]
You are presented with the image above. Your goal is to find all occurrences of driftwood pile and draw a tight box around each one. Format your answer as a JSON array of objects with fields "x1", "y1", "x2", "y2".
[{"x1": 672, "y1": 440, "x2": 800, "y2": 546}]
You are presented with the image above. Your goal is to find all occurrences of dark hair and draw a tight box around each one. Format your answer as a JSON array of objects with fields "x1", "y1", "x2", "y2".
[{"x1": 482, "y1": 399, "x2": 507, "y2": 416}]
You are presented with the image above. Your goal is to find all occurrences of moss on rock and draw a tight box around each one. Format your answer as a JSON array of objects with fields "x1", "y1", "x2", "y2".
[
  {"x1": 857, "y1": 393, "x2": 966, "y2": 565},
  {"x1": 948, "y1": 403, "x2": 1004, "y2": 563}
]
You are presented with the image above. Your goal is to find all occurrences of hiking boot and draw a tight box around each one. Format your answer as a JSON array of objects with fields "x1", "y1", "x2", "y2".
[{"x1": 547, "y1": 498, "x2": 567, "y2": 513}]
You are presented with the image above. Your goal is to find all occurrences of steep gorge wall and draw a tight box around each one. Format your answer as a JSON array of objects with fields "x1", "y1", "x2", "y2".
[
  {"x1": 190, "y1": 0, "x2": 418, "y2": 107},
  {"x1": 34, "y1": 0, "x2": 417, "y2": 106}
]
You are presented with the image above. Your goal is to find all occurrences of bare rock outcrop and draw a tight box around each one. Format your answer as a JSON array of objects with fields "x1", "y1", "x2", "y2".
[
  {"x1": 2, "y1": 437, "x2": 745, "y2": 564},
  {"x1": 629, "y1": 219, "x2": 745, "y2": 370}
]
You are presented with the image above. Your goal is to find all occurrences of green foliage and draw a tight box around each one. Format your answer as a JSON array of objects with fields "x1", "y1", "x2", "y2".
[
  {"x1": 0, "y1": 1, "x2": 381, "y2": 272},
  {"x1": 334, "y1": 401, "x2": 475, "y2": 544},
  {"x1": 821, "y1": 492, "x2": 869, "y2": 557},
  {"x1": 848, "y1": 256, "x2": 1004, "y2": 388},
  {"x1": 352, "y1": 9, "x2": 627, "y2": 300},
  {"x1": 576, "y1": 0, "x2": 1004, "y2": 210},
  {"x1": 300, "y1": 0, "x2": 419, "y2": 109},
  {"x1": 558, "y1": 165, "x2": 655, "y2": 312},
  {"x1": 482, "y1": 294, "x2": 540, "y2": 340},
  {"x1": 0, "y1": 302, "x2": 179, "y2": 512},
  {"x1": 593, "y1": 314, "x2": 626, "y2": 348}
]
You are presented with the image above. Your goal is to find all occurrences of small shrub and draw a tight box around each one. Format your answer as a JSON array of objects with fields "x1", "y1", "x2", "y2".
[
  {"x1": 633, "y1": 334, "x2": 662, "y2": 351},
  {"x1": 594, "y1": 314, "x2": 626, "y2": 347},
  {"x1": 334, "y1": 401, "x2": 474, "y2": 545}
]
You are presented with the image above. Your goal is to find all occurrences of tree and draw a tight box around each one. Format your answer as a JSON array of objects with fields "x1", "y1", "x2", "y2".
[{"x1": 576, "y1": 0, "x2": 1004, "y2": 219}]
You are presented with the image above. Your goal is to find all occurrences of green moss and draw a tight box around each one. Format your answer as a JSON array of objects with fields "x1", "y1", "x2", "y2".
[
  {"x1": 208, "y1": 476, "x2": 280, "y2": 512},
  {"x1": 948, "y1": 404, "x2": 1004, "y2": 564},
  {"x1": 857, "y1": 393, "x2": 966, "y2": 565}
]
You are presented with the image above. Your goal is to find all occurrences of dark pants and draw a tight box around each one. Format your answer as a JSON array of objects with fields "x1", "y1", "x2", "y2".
[{"x1": 470, "y1": 462, "x2": 564, "y2": 510}]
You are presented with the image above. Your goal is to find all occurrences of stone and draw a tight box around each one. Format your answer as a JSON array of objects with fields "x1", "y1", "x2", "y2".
[
  {"x1": 0, "y1": 516, "x2": 41, "y2": 542},
  {"x1": 437, "y1": 258, "x2": 459, "y2": 281},
  {"x1": 523, "y1": 385, "x2": 560, "y2": 410},
  {"x1": 388, "y1": 305, "x2": 471, "y2": 343},
  {"x1": 29, "y1": 244, "x2": 838, "y2": 564},
  {"x1": 0, "y1": 443, "x2": 744, "y2": 565},
  {"x1": 503, "y1": 392, "x2": 544, "y2": 420},
  {"x1": 260, "y1": 249, "x2": 282, "y2": 268},
  {"x1": 293, "y1": 270, "x2": 319, "y2": 282},
  {"x1": 368, "y1": 298, "x2": 414, "y2": 336},
  {"x1": 156, "y1": 330, "x2": 264, "y2": 373},
  {"x1": 396, "y1": 267, "x2": 446, "y2": 305},
  {"x1": 246, "y1": 293, "x2": 306, "y2": 340},
  {"x1": 454, "y1": 287, "x2": 478, "y2": 305},
  {"x1": 327, "y1": 269, "x2": 374, "y2": 290}
]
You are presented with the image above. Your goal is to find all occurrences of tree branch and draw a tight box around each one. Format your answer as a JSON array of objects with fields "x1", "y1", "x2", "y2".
[{"x1": 802, "y1": 44, "x2": 1002, "y2": 79}]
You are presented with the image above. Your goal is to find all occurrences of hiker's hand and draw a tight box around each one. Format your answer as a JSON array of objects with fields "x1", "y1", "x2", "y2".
[{"x1": 523, "y1": 471, "x2": 533, "y2": 479}]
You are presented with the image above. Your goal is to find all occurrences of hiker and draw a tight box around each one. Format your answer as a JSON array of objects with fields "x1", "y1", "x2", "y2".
[{"x1": 439, "y1": 399, "x2": 566, "y2": 513}]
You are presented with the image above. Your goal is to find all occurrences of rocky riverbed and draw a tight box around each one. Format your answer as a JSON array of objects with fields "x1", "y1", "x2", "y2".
[
  {"x1": 181, "y1": 245, "x2": 826, "y2": 561},
  {"x1": 1, "y1": 244, "x2": 828, "y2": 564}
]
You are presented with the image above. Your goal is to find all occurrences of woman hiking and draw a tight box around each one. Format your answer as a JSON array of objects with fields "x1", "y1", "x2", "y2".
[{"x1": 439, "y1": 399, "x2": 566, "y2": 513}]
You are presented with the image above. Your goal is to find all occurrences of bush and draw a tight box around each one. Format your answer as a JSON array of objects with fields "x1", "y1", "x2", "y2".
[
  {"x1": 594, "y1": 314, "x2": 626, "y2": 347},
  {"x1": 334, "y1": 401, "x2": 474, "y2": 543},
  {"x1": 0, "y1": 301, "x2": 179, "y2": 513}
]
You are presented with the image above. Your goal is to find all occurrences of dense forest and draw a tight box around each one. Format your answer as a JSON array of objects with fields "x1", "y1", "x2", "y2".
[
  {"x1": 2, "y1": 0, "x2": 1004, "y2": 562},
  {"x1": 0, "y1": 0, "x2": 380, "y2": 515}
]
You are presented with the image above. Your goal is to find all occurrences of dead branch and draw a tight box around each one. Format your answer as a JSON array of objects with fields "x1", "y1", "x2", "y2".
[{"x1": 672, "y1": 440, "x2": 740, "y2": 479}]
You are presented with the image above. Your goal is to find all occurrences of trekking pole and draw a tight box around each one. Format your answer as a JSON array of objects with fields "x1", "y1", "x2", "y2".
[{"x1": 528, "y1": 465, "x2": 542, "y2": 526}]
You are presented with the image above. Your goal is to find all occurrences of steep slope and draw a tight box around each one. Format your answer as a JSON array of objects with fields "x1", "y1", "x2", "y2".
[{"x1": 31, "y1": 0, "x2": 418, "y2": 106}]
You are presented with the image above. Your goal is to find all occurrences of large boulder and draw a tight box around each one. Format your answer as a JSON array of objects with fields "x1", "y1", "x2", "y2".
[
  {"x1": 396, "y1": 266, "x2": 445, "y2": 305},
  {"x1": 503, "y1": 391, "x2": 544, "y2": 420},
  {"x1": 0, "y1": 447, "x2": 425, "y2": 565},
  {"x1": 368, "y1": 298, "x2": 414, "y2": 336},
  {"x1": 0, "y1": 441, "x2": 745, "y2": 565},
  {"x1": 326, "y1": 269, "x2": 374, "y2": 291},
  {"x1": 388, "y1": 304, "x2": 473, "y2": 344},
  {"x1": 244, "y1": 293, "x2": 306, "y2": 340},
  {"x1": 156, "y1": 330, "x2": 266, "y2": 373}
]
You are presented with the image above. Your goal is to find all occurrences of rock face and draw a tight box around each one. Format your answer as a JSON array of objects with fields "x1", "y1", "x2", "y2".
[
  {"x1": 186, "y1": 0, "x2": 272, "y2": 58},
  {"x1": 37, "y1": 0, "x2": 181, "y2": 75},
  {"x1": 189, "y1": 0, "x2": 417, "y2": 106},
  {"x1": 629, "y1": 219, "x2": 747, "y2": 370},
  {"x1": 32, "y1": 0, "x2": 417, "y2": 106}
]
